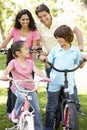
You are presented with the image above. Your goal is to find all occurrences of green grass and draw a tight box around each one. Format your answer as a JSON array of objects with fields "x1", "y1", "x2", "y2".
[
  {"x1": 0, "y1": 54, "x2": 7, "y2": 70},
  {"x1": 0, "y1": 54, "x2": 87, "y2": 130},
  {"x1": 0, "y1": 87, "x2": 87, "y2": 130}
]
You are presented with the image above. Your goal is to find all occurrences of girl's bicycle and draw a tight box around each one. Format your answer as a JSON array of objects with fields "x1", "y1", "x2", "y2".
[
  {"x1": 4, "y1": 78, "x2": 47, "y2": 130},
  {"x1": 45, "y1": 59, "x2": 86, "y2": 130}
]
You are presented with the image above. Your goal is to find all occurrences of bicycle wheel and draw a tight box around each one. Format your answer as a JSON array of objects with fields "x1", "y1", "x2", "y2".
[
  {"x1": 17, "y1": 115, "x2": 34, "y2": 130},
  {"x1": 23, "y1": 116, "x2": 34, "y2": 130},
  {"x1": 64, "y1": 102, "x2": 79, "y2": 130}
]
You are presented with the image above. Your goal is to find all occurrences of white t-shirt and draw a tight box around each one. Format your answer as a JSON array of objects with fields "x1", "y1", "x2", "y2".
[{"x1": 36, "y1": 17, "x2": 74, "y2": 54}]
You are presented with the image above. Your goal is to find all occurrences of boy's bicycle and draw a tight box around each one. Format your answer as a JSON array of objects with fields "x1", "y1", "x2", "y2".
[{"x1": 45, "y1": 59, "x2": 86, "y2": 130}]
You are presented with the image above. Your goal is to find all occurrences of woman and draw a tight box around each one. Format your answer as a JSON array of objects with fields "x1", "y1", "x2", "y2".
[{"x1": 0, "y1": 9, "x2": 40, "y2": 117}]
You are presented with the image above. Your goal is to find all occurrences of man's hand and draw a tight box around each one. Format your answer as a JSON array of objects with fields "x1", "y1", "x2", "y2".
[{"x1": 78, "y1": 45, "x2": 84, "y2": 52}]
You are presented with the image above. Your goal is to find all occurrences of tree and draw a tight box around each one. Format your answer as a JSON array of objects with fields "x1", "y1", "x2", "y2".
[{"x1": 0, "y1": 0, "x2": 16, "y2": 42}]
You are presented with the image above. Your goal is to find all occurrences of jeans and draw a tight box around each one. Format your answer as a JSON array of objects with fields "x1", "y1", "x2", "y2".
[
  {"x1": 14, "y1": 87, "x2": 42, "y2": 130},
  {"x1": 74, "y1": 85, "x2": 80, "y2": 105},
  {"x1": 44, "y1": 90, "x2": 60, "y2": 130},
  {"x1": 45, "y1": 67, "x2": 51, "y2": 89},
  {"x1": 7, "y1": 81, "x2": 16, "y2": 113}
]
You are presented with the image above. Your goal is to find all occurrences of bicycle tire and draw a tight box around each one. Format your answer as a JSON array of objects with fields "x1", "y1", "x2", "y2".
[
  {"x1": 18, "y1": 115, "x2": 34, "y2": 130},
  {"x1": 23, "y1": 116, "x2": 34, "y2": 130},
  {"x1": 64, "y1": 102, "x2": 79, "y2": 130}
]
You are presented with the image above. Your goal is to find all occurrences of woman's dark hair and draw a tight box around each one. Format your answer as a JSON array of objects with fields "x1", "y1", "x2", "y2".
[
  {"x1": 14, "y1": 9, "x2": 36, "y2": 30},
  {"x1": 54, "y1": 25, "x2": 74, "y2": 43},
  {"x1": 35, "y1": 3, "x2": 50, "y2": 16},
  {"x1": 11, "y1": 40, "x2": 25, "y2": 57}
]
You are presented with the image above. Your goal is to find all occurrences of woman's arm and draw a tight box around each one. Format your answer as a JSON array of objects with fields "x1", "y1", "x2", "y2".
[{"x1": 0, "y1": 34, "x2": 12, "y2": 50}]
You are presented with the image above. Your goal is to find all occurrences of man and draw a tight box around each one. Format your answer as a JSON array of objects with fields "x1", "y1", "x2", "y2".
[{"x1": 35, "y1": 3, "x2": 84, "y2": 116}]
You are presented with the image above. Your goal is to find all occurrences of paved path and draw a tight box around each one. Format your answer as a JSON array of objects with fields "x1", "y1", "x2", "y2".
[{"x1": 0, "y1": 63, "x2": 87, "y2": 94}]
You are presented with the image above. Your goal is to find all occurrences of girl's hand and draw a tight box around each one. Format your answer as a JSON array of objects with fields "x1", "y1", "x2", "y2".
[
  {"x1": 0, "y1": 75, "x2": 9, "y2": 81},
  {"x1": 41, "y1": 77, "x2": 51, "y2": 82}
]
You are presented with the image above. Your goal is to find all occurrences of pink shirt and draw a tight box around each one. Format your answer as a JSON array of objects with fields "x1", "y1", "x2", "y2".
[
  {"x1": 9, "y1": 28, "x2": 40, "y2": 59},
  {"x1": 8, "y1": 59, "x2": 35, "y2": 92}
]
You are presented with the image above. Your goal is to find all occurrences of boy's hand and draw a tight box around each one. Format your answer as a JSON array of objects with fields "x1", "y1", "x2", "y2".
[{"x1": 78, "y1": 45, "x2": 84, "y2": 52}]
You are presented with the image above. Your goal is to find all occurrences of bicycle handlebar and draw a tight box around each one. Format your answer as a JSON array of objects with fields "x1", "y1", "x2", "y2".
[
  {"x1": 44, "y1": 58, "x2": 86, "y2": 73},
  {"x1": 29, "y1": 47, "x2": 42, "y2": 53},
  {"x1": 0, "y1": 47, "x2": 42, "y2": 54},
  {"x1": 0, "y1": 49, "x2": 8, "y2": 54},
  {"x1": 9, "y1": 78, "x2": 36, "y2": 94},
  {"x1": 8, "y1": 77, "x2": 50, "y2": 94}
]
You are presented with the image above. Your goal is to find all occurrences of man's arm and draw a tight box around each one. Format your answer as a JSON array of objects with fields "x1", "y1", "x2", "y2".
[{"x1": 73, "y1": 26, "x2": 84, "y2": 51}]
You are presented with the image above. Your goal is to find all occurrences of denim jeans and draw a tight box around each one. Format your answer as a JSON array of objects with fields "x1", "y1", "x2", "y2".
[
  {"x1": 74, "y1": 85, "x2": 80, "y2": 105},
  {"x1": 14, "y1": 87, "x2": 43, "y2": 130},
  {"x1": 7, "y1": 81, "x2": 16, "y2": 113},
  {"x1": 44, "y1": 90, "x2": 60, "y2": 130}
]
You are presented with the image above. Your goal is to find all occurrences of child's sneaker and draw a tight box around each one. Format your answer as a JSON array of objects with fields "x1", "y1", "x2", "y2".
[{"x1": 11, "y1": 110, "x2": 18, "y2": 123}]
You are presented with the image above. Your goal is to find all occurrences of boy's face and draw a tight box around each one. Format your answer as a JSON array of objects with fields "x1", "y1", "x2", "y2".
[
  {"x1": 37, "y1": 11, "x2": 52, "y2": 28},
  {"x1": 56, "y1": 37, "x2": 67, "y2": 47}
]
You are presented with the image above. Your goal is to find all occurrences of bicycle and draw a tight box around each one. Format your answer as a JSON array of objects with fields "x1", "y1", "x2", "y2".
[
  {"x1": 45, "y1": 59, "x2": 86, "y2": 130},
  {"x1": 4, "y1": 78, "x2": 46, "y2": 130}
]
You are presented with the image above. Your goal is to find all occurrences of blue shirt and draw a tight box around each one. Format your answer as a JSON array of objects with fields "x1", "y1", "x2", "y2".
[{"x1": 48, "y1": 45, "x2": 82, "y2": 94}]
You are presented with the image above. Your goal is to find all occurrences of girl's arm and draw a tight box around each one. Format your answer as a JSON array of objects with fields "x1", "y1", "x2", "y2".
[
  {"x1": 0, "y1": 64, "x2": 13, "y2": 81},
  {"x1": 33, "y1": 65, "x2": 51, "y2": 81}
]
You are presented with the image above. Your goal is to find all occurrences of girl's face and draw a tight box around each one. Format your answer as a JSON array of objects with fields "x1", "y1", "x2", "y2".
[
  {"x1": 18, "y1": 14, "x2": 30, "y2": 28},
  {"x1": 19, "y1": 43, "x2": 29, "y2": 58}
]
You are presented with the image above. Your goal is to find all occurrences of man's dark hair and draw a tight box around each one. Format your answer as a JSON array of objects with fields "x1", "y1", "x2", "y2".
[{"x1": 35, "y1": 3, "x2": 50, "y2": 16}]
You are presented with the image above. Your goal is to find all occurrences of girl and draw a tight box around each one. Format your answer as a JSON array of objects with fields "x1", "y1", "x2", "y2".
[{"x1": 0, "y1": 40, "x2": 51, "y2": 130}]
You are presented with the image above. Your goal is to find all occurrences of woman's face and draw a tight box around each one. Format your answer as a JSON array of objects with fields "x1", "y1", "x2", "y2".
[{"x1": 18, "y1": 14, "x2": 30, "y2": 28}]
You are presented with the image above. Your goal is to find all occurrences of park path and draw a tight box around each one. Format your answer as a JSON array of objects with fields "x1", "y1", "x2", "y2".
[{"x1": 0, "y1": 63, "x2": 87, "y2": 94}]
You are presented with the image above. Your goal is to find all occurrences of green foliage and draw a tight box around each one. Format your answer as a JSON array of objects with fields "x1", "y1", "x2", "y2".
[
  {"x1": 0, "y1": 54, "x2": 6, "y2": 70},
  {"x1": 0, "y1": 0, "x2": 87, "y2": 46}
]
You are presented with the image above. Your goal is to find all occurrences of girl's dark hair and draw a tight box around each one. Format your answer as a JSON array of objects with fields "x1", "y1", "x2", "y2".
[
  {"x1": 6, "y1": 48, "x2": 14, "y2": 66},
  {"x1": 54, "y1": 25, "x2": 74, "y2": 43},
  {"x1": 11, "y1": 40, "x2": 25, "y2": 57},
  {"x1": 35, "y1": 3, "x2": 50, "y2": 16},
  {"x1": 6, "y1": 48, "x2": 13, "y2": 77},
  {"x1": 14, "y1": 9, "x2": 36, "y2": 30}
]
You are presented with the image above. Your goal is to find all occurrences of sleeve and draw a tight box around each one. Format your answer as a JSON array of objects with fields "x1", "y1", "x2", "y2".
[
  {"x1": 9, "y1": 28, "x2": 14, "y2": 37},
  {"x1": 32, "y1": 30, "x2": 40, "y2": 41},
  {"x1": 8, "y1": 60, "x2": 15, "y2": 70},
  {"x1": 74, "y1": 47, "x2": 82, "y2": 65}
]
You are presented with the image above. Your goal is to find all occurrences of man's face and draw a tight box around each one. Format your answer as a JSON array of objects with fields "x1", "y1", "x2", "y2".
[{"x1": 37, "y1": 11, "x2": 52, "y2": 28}]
